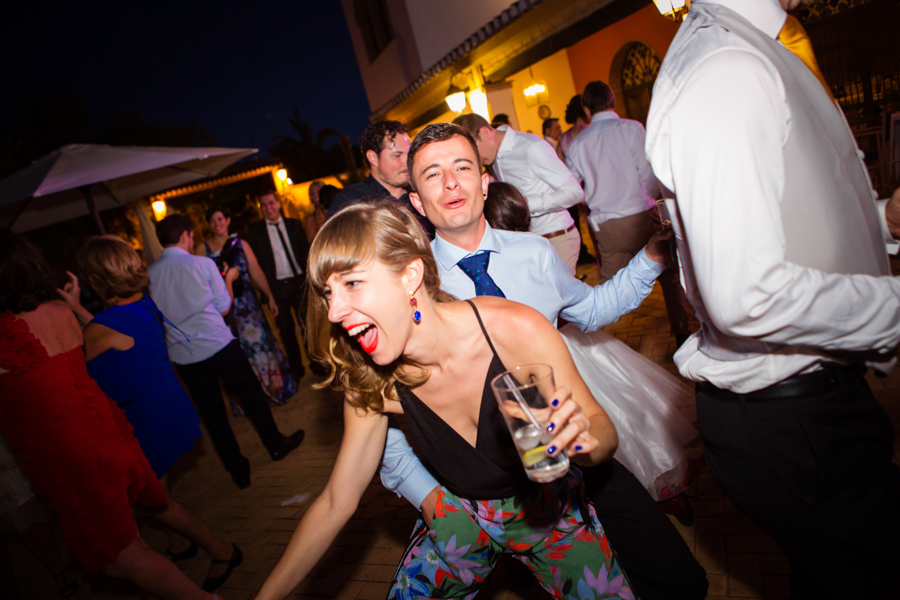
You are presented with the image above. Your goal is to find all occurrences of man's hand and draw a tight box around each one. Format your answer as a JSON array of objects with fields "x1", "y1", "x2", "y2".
[
  {"x1": 419, "y1": 485, "x2": 441, "y2": 528},
  {"x1": 887, "y1": 187, "x2": 900, "y2": 240},
  {"x1": 645, "y1": 230, "x2": 674, "y2": 264}
]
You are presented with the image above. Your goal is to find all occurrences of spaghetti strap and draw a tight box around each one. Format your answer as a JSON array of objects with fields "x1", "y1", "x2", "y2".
[{"x1": 464, "y1": 299, "x2": 499, "y2": 357}]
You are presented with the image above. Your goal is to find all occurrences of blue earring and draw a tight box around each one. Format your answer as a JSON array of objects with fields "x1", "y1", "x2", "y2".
[{"x1": 410, "y1": 293, "x2": 421, "y2": 324}]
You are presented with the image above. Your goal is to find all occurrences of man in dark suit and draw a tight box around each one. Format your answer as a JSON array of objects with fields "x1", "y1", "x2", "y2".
[{"x1": 246, "y1": 191, "x2": 313, "y2": 380}]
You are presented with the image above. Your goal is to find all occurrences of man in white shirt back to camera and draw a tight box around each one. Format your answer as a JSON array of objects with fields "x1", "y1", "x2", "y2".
[
  {"x1": 645, "y1": 0, "x2": 900, "y2": 597},
  {"x1": 453, "y1": 113, "x2": 584, "y2": 273},
  {"x1": 149, "y1": 214, "x2": 306, "y2": 490},
  {"x1": 566, "y1": 80, "x2": 692, "y2": 347}
]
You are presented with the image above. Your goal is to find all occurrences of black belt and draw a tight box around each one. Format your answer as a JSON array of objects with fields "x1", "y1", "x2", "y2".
[{"x1": 697, "y1": 364, "x2": 866, "y2": 402}]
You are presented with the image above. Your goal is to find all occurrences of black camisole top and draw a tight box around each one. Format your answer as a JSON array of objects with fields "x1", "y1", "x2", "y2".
[{"x1": 396, "y1": 300, "x2": 537, "y2": 499}]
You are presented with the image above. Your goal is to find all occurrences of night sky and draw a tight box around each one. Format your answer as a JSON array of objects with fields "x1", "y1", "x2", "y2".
[{"x1": 2, "y1": 0, "x2": 372, "y2": 153}]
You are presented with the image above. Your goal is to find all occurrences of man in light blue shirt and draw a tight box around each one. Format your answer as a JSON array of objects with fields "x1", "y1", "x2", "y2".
[
  {"x1": 149, "y1": 214, "x2": 306, "y2": 489},
  {"x1": 373, "y1": 123, "x2": 707, "y2": 600}
]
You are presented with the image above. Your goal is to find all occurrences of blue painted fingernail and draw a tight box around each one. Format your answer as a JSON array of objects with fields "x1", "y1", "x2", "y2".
[
  {"x1": 551, "y1": 398, "x2": 559, "y2": 407},
  {"x1": 547, "y1": 445, "x2": 557, "y2": 455},
  {"x1": 546, "y1": 423, "x2": 555, "y2": 433},
  {"x1": 575, "y1": 445, "x2": 583, "y2": 452}
]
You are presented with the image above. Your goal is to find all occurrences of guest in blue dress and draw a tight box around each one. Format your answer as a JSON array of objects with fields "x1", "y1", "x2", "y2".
[
  {"x1": 85, "y1": 294, "x2": 200, "y2": 477},
  {"x1": 60, "y1": 235, "x2": 241, "y2": 592},
  {"x1": 197, "y1": 205, "x2": 297, "y2": 410}
]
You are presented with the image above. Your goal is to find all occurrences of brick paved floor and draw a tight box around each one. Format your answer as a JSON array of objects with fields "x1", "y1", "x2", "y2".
[{"x1": 12, "y1": 258, "x2": 900, "y2": 600}]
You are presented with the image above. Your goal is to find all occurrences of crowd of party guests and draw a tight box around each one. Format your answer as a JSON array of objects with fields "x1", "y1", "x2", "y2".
[{"x1": 3, "y1": 2, "x2": 900, "y2": 599}]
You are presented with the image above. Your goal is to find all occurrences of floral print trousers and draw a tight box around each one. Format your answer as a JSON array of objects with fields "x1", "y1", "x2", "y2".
[{"x1": 387, "y1": 475, "x2": 634, "y2": 600}]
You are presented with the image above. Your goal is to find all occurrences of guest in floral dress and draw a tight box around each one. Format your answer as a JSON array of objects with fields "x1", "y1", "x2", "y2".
[{"x1": 196, "y1": 205, "x2": 297, "y2": 406}]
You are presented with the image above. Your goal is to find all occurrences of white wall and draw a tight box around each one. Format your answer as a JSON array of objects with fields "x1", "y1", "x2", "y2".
[{"x1": 405, "y1": 0, "x2": 516, "y2": 70}]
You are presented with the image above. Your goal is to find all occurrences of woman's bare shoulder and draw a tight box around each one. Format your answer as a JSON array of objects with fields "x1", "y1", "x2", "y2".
[
  {"x1": 19, "y1": 301, "x2": 83, "y2": 355},
  {"x1": 467, "y1": 296, "x2": 551, "y2": 334}
]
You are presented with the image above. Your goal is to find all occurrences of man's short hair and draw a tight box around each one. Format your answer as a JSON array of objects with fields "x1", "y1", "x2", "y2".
[
  {"x1": 582, "y1": 81, "x2": 616, "y2": 115},
  {"x1": 360, "y1": 120, "x2": 408, "y2": 167},
  {"x1": 407, "y1": 123, "x2": 481, "y2": 193},
  {"x1": 156, "y1": 214, "x2": 195, "y2": 246},
  {"x1": 491, "y1": 113, "x2": 510, "y2": 127},
  {"x1": 542, "y1": 118, "x2": 559, "y2": 136},
  {"x1": 452, "y1": 113, "x2": 491, "y2": 140}
]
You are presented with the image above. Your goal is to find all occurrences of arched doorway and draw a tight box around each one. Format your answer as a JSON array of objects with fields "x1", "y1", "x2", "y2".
[{"x1": 613, "y1": 42, "x2": 662, "y2": 125}]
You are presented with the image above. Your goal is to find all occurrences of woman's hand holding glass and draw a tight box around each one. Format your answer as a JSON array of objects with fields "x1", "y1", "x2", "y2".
[
  {"x1": 543, "y1": 385, "x2": 600, "y2": 459},
  {"x1": 502, "y1": 385, "x2": 599, "y2": 460}
]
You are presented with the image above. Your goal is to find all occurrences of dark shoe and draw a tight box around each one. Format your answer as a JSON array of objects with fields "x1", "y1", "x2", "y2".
[
  {"x1": 659, "y1": 492, "x2": 694, "y2": 527},
  {"x1": 269, "y1": 429, "x2": 305, "y2": 461},
  {"x1": 201, "y1": 543, "x2": 243, "y2": 592},
  {"x1": 166, "y1": 540, "x2": 198, "y2": 562},
  {"x1": 231, "y1": 470, "x2": 251, "y2": 490}
]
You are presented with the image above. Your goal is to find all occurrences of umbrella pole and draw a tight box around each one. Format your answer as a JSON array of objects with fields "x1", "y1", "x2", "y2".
[{"x1": 79, "y1": 186, "x2": 106, "y2": 235}]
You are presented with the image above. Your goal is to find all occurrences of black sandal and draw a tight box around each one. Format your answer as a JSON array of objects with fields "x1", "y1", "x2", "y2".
[
  {"x1": 165, "y1": 539, "x2": 198, "y2": 562},
  {"x1": 201, "y1": 543, "x2": 243, "y2": 592},
  {"x1": 53, "y1": 566, "x2": 81, "y2": 599}
]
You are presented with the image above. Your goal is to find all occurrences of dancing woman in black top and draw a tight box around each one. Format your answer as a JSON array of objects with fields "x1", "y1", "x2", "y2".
[{"x1": 257, "y1": 202, "x2": 633, "y2": 600}]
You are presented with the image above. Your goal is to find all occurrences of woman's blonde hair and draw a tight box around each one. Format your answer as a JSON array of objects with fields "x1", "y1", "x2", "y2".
[
  {"x1": 307, "y1": 201, "x2": 454, "y2": 412},
  {"x1": 78, "y1": 235, "x2": 147, "y2": 303}
]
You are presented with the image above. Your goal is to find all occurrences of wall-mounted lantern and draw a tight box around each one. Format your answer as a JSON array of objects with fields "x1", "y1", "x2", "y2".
[
  {"x1": 151, "y1": 199, "x2": 167, "y2": 221},
  {"x1": 445, "y1": 83, "x2": 468, "y2": 112},
  {"x1": 653, "y1": 0, "x2": 689, "y2": 21}
]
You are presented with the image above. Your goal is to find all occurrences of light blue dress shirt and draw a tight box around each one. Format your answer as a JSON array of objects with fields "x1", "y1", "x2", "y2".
[
  {"x1": 147, "y1": 246, "x2": 235, "y2": 365},
  {"x1": 379, "y1": 223, "x2": 665, "y2": 507}
]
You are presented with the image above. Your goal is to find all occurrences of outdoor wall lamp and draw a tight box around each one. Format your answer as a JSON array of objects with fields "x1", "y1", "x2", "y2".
[
  {"x1": 467, "y1": 88, "x2": 490, "y2": 121},
  {"x1": 276, "y1": 168, "x2": 288, "y2": 181},
  {"x1": 151, "y1": 199, "x2": 167, "y2": 221},
  {"x1": 523, "y1": 83, "x2": 547, "y2": 107},
  {"x1": 653, "y1": 0, "x2": 689, "y2": 21},
  {"x1": 445, "y1": 83, "x2": 468, "y2": 112}
]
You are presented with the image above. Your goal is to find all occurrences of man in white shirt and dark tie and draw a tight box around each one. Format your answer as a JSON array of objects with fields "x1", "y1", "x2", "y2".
[
  {"x1": 645, "y1": 0, "x2": 900, "y2": 596},
  {"x1": 377, "y1": 123, "x2": 709, "y2": 600},
  {"x1": 566, "y1": 80, "x2": 691, "y2": 346},
  {"x1": 246, "y1": 192, "x2": 315, "y2": 380}
]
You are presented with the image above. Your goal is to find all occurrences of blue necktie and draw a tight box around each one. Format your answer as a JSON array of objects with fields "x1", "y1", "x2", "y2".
[{"x1": 457, "y1": 252, "x2": 506, "y2": 298}]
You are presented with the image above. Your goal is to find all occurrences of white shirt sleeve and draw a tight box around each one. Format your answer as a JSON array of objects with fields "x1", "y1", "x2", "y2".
[
  {"x1": 379, "y1": 426, "x2": 440, "y2": 509},
  {"x1": 524, "y1": 140, "x2": 585, "y2": 215},
  {"x1": 629, "y1": 123, "x2": 661, "y2": 200},
  {"x1": 663, "y1": 50, "x2": 900, "y2": 354}
]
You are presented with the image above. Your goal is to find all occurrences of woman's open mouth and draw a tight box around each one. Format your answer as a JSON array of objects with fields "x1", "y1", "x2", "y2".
[{"x1": 347, "y1": 323, "x2": 378, "y2": 354}]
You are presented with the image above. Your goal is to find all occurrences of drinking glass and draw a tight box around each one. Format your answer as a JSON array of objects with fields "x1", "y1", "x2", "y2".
[{"x1": 490, "y1": 364, "x2": 569, "y2": 483}]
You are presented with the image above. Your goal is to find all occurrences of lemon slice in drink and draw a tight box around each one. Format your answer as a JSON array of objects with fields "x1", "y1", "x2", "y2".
[{"x1": 523, "y1": 446, "x2": 548, "y2": 467}]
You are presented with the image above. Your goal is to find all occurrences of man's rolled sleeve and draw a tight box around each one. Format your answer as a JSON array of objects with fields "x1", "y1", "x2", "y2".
[
  {"x1": 559, "y1": 247, "x2": 664, "y2": 331},
  {"x1": 380, "y1": 427, "x2": 440, "y2": 509}
]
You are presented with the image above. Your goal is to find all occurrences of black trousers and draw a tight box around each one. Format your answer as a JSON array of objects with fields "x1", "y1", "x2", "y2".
[
  {"x1": 697, "y1": 375, "x2": 900, "y2": 599},
  {"x1": 271, "y1": 275, "x2": 307, "y2": 377},
  {"x1": 176, "y1": 340, "x2": 283, "y2": 477},
  {"x1": 583, "y1": 459, "x2": 708, "y2": 600}
]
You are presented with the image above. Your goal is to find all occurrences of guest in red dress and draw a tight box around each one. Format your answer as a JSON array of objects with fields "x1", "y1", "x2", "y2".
[{"x1": 0, "y1": 230, "x2": 221, "y2": 600}]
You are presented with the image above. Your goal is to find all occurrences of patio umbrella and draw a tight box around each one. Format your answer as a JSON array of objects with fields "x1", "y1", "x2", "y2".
[{"x1": 0, "y1": 144, "x2": 258, "y2": 233}]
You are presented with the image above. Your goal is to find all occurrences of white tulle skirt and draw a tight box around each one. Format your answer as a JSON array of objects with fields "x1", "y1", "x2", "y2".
[{"x1": 560, "y1": 325, "x2": 698, "y2": 501}]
